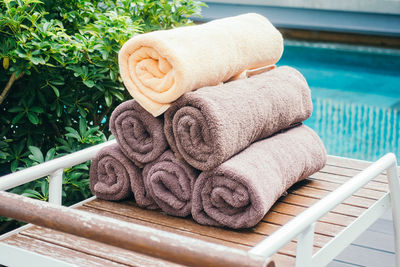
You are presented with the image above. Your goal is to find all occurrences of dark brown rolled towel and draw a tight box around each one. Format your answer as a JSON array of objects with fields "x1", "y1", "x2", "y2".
[
  {"x1": 164, "y1": 66, "x2": 312, "y2": 171},
  {"x1": 89, "y1": 144, "x2": 136, "y2": 201},
  {"x1": 191, "y1": 125, "x2": 327, "y2": 229},
  {"x1": 110, "y1": 99, "x2": 168, "y2": 166},
  {"x1": 143, "y1": 150, "x2": 199, "y2": 217}
]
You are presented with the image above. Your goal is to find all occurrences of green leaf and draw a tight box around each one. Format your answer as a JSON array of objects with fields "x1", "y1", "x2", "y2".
[
  {"x1": 56, "y1": 103, "x2": 62, "y2": 117},
  {"x1": 105, "y1": 91, "x2": 112, "y2": 107},
  {"x1": 30, "y1": 106, "x2": 44, "y2": 113},
  {"x1": 112, "y1": 91, "x2": 124, "y2": 101},
  {"x1": 10, "y1": 160, "x2": 18, "y2": 172},
  {"x1": 30, "y1": 57, "x2": 46, "y2": 65},
  {"x1": 28, "y1": 146, "x2": 44, "y2": 163},
  {"x1": 11, "y1": 113, "x2": 24, "y2": 124},
  {"x1": 40, "y1": 180, "x2": 48, "y2": 196},
  {"x1": 65, "y1": 127, "x2": 82, "y2": 141},
  {"x1": 27, "y1": 112, "x2": 39, "y2": 124},
  {"x1": 8, "y1": 106, "x2": 24, "y2": 113},
  {"x1": 21, "y1": 189, "x2": 43, "y2": 199},
  {"x1": 45, "y1": 148, "x2": 56, "y2": 161},
  {"x1": 49, "y1": 84, "x2": 60, "y2": 97},
  {"x1": 0, "y1": 150, "x2": 8, "y2": 160},
  {"x1": 79, "y1": 117, "x2": 87, "y2": 136},
  {"x1": 83, "y1": 80, "x2": 95, "y2": 88}
]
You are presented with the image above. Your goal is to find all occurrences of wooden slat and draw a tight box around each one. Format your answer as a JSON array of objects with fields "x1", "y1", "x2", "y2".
[
  {"x1": 288, "y1": 186, "x2": 378, "y2": 209},
  {"x1": 281, "y1": 194, "x2": 367, "y2": 217},
  {"x1": 263, "y1": 211, "x2": 344, "y2": 238},
  {"x1": 252, "y1": 219, "x2": 332, "y2": 248},
  {"x1": 84, "y1": 199, "x2": 303, "y2": 257},
  {"x1": 310, "y1": 172, "x2": 389, "y2": 192},
  {"x1": 77, "y1": 206, "x2": 250, "y2": 250},
  {"x1": 303, "y1": 178, "x2": 386, "y2": 199},
  {"x1": 321, "y1": 165, "x2": 388, "y2": 184},
  {"x1": 21, "y1": 226, "x2": 182, "y2": 267},
  {"x1": 1, "y1": 234, "x2": 126, "y2": 267},
  {"x1": 326, "y1": 156, "x2": 375, "y2": 170},
  {"x1": 0, "y1": 191, "x2": 270, "y2": 267},
  {"x1": 270, "y1": 202, "x2": 356, "y2": 227},
  {"x1": 327, "y1": 155, "x2": 400, "y2": 177}
]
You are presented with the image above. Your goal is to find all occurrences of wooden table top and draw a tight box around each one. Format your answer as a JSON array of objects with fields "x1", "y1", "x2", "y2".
[{"x1": 0, "y1": 156, "x2": 389, "y2": 266}]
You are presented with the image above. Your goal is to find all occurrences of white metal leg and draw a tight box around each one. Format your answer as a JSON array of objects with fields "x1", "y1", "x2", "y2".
[
  {"x1": 387, "y1": 159, "x2": 400, "y2": 266},
  {"x1": 0, "y1": 243, "x2": 77, "y2": 267},
  {"x1": 312, "y1": 192, "x2": 391, "y2": 267},
  {"x1": 48, "y1": 169, "x2": 63, "y2": 205},
  {"x1": 0, "y1": 140, "x2": 116, "y2": 191},
  {"x1": 296, "y1": 223, "x2": 315, "y2": 267}
]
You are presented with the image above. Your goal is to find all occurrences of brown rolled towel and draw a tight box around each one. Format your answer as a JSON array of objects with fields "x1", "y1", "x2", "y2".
[
  {"x1": 191, "y1": 125, "x2": 327, "y2": 229},
  {"x1": 164, "y1": 66, "x2": 312, "y2": 171},
  {"x1": 89, "y1": 144, "x2": 136, "y2": 201},
  {"x1": 143, "y1": 150, "x2": 199, "y2": 217},
  {"x1": 110, "y1": 99, "x2": 168, "y2": 166}
]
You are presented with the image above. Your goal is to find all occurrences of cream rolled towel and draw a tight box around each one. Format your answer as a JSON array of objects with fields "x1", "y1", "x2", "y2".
[
  {"x1": 118, "y1": 13, "x2": 283, "y2": 116},
  {"x1": 191, "y1": 125, "x2": 327, "y2": 229}
]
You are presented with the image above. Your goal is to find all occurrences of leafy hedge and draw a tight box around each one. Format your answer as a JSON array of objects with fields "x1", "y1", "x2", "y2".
[{"x1": 0, "y1": 0, "x2": 204, "y2": 230}]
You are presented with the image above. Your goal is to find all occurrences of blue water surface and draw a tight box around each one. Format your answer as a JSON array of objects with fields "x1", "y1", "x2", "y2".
[{"x1": 278, "y1": 41, "x2": 400, "y2": 163}]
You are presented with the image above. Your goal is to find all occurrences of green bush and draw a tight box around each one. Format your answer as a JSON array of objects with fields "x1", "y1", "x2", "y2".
[{"x1": 0, "y1": 0, "x2": 204, "y2": 212}]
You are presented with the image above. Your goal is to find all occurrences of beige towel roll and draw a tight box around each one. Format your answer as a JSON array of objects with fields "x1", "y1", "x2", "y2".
[{"x1": 118, "y1": 13, "x2": 283, "y2": 116}]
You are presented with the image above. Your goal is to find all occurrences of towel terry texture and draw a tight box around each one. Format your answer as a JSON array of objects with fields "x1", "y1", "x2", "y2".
[
  {"x1": 164, "y1": 66, "x2": 312, "y2": 171},
  {"x1": 191, "y1": 125, "x2": 327, "y2": 229},
  {"x1": 89, "y1": 144, "x2": 136, "y2": 201},
  {"x1": 118, "y1": 13, "x2": 283, "y2": 116},
  {"x1": 143, "y1": 150, "x2": 199, "y2": 217},
  {"x1": 110, "y1": 99, "x2": 168, "y2": 166}
]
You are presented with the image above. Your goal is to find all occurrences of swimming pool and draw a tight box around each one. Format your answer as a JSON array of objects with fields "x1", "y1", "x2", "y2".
[{"x1": 278, "y1": 41, "x2": 400, "y2": 163}]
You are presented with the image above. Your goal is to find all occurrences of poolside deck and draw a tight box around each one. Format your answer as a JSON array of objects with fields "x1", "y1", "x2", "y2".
[
  {"x1": 0, "y1": 155, "x2": 396, "y2": 266},
  {"x1": 329, "y1": 210, "x2": 395, "y2": 267}
]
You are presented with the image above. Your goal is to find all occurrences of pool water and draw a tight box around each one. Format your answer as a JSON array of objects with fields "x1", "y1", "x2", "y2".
[{"x1": 278, "y1": 41, "x2": 400, "y2": 163}]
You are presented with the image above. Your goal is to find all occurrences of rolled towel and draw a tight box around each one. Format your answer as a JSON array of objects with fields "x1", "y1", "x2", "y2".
[
  {"x1": 119, "y1": 13, "x2": 283, "y2": 116},
  {"x1": 164, "y1": 66, "x2": 312, "y2": 171},
  {"x1": 89, "y1": 144, "x2": 136, "y2": 201},
  {"x1": 192, "y1": 125, "x2": 327, "y2": 229},
  {"x1": 143, "y1": 150, "x2": 199, "y2": 217},
  {"x1": 110, "y1": 99, "x2": 168, "y2": 166}
]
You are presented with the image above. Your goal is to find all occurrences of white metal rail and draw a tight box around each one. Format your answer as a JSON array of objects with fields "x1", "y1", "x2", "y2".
[
  {"x1": 0, "y1": 139, "x2": 116, "y2": 205},
  {"x1": 0, "y1": 140, "x2": 398, "y2": 266},
  {"x1": 249, "y1": 153, "x2": 400, "y2": 267}
]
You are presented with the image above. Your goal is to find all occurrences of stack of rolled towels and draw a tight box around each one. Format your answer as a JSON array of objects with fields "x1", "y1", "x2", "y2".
[{"x1": 89, "y1": 13, "x2": 327, "y2": 229}]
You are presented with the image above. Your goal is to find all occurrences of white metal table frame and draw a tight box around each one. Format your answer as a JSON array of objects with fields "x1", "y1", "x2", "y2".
[{"x1": 0, "y1": 139, "x2": 399, "y2": 267}]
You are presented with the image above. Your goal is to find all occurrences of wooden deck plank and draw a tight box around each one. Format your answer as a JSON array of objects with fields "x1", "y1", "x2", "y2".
[
  {"x1": 21, "y1": 226, "x2": 182, "y2": 267},
  {"x1": 333, "y1": 244, "x2": 395, "y2": 267},
  {"x1": 368, "y1": 218, "x2": 394, "y2": 235},
  {"x1": 351, "y1": 229, "x2": 395, "y2": 253},
  {"x1": 327, "y1": 260, "x2": 365, "y2": 267},
  {"x1": 1, "y1": 234, "x2": 127, "y2": 267}
]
